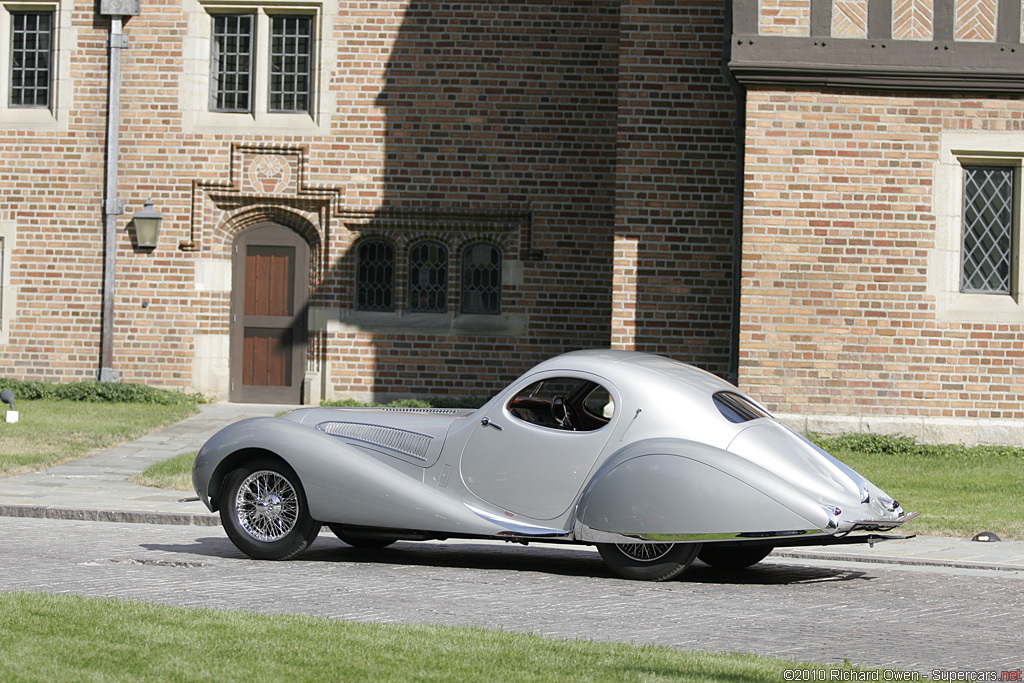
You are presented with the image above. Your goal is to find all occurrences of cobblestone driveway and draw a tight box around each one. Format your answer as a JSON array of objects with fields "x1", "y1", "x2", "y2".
[{"x1": 3, "y1": 517, "x2": 1021, "y2": 675}]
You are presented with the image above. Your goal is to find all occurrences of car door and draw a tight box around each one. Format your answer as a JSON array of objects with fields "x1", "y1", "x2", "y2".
[{"x1": 460, "y1": 373, "x2": 618, "y2": 520}]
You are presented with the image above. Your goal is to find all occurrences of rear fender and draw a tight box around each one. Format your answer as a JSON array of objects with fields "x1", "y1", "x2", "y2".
[{"x1": 574, "y1": 438, "x2": 831, "y2": 542}]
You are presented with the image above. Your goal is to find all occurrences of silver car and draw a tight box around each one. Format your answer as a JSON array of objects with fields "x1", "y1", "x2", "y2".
[{"x1": 193, "y1": 350, "x2": 915, "y2": 580}]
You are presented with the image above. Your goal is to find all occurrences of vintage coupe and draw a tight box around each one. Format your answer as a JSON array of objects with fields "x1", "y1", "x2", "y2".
[{"x1": 193, "y1": 350, "x2": 915, "y2": 580}]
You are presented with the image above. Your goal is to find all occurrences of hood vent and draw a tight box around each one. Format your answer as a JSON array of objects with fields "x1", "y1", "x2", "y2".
[{"x1": 317, "y1": 421, "x2": 433, "y2": 460}]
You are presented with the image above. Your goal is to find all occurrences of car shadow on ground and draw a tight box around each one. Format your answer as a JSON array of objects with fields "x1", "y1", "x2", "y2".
[{"x1": 143, "y1": 535, "x2": 873, "y2": 585}]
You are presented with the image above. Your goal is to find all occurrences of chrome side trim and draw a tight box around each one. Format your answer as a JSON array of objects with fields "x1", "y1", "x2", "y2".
[
  {"x1": 573, "y1": 520, "x2": 824, "y2": 544},
  {"x1": 381, "y1": 407, "x2": 465, "y2": 415},
  {"x1": 316, "y1": 421, "x2": 432, "y2": 460},
  {"x1": 464, "y1": 504, "x2": 572, "y2": 537}
]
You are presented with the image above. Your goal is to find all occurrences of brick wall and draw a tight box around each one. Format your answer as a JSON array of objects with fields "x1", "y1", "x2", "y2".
[
  {"x1": 611, "y1": 0, "x2": 739, "y2": 378},
  {"x1": 740, "y1": 91, "x2": 1024, "y2": 421}
]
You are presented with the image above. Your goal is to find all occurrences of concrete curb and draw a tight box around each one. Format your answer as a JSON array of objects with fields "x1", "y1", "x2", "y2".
[
  {"x1": 0, "y1": 504, "x2": 219, "y2": 527},
  {"x1": 772, "y1": 547, "x2": 1024, "y2": 573}
]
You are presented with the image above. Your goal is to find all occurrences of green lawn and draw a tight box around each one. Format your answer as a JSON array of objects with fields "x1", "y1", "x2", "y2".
[
  {"x1": 815, "y1": 434, "x2": 1024, "y2": 540},
  {"x1": 0, "y1": 592, "x2": 883, "y2": 683},
  {"x1": 0, "y1": 400, "x2": 197, "y2": 476},
  {"x1": 130, "y1": 450, "x2": 197, "y2": 491}
]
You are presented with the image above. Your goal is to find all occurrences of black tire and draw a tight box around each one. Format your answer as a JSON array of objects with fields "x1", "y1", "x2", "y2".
[
  {"x1": 697, "y1": 544, "x2": 773, "y2": 570},
  {"x1": 220, "y1": 457, "x2": 320, "y2": 560},
  {"x1": 597, "y1": 542, "x2": 701, "y2": 581},
  {"x1": 328, "y1": 524, "x2": 397, "y2": 549}
]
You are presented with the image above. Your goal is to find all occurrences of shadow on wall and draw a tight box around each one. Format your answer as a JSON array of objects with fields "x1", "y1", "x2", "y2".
[{"x1": 318, "y1": 0, "x2": 620, "y2": 403}]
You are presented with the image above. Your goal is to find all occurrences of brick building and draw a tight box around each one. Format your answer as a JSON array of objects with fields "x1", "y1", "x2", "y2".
[{"x1": 1, "y1": 0, "x2": 1022, "y2": 443}]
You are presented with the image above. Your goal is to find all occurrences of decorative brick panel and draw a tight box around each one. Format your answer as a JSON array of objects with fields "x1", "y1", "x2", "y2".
[
  {"x1": 892, "y1": 0, "x2": 934, "y2": 39},
  {"x1": 955, "y1": 0, "x2": 997, "y2": 41},
  {"x1": 832, "y1": 0, "x2": 869, "y2": 38},
  {"x1": 759, "y1": 0, "x2": 811, "y2": 36}
]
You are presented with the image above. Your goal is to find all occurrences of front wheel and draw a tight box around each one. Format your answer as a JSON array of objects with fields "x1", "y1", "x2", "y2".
[
  {"x1": 597, "y1": 542, "x2": 701, "y2": 581},
  {"x1": 220, "y1": 457, "x2": 319, "y2": 560}
]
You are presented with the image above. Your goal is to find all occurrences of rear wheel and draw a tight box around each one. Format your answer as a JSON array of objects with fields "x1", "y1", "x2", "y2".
[
  {"x1": 697, "y1": 544, "x2": 773, "y2": 570},
  {"x1": 220, "y1": 458, "x2": 319, "y2": 560},
  {"x1": 597, "y1": 542, "x2": 701, "y2": 581},
  {"x1": 329, "y1": 524, "x2": 397, "y2": 549}
]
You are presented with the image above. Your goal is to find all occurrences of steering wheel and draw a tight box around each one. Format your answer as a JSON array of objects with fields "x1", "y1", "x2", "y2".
[{"x1": 550, "y1": 395, "x2": 581, "y2": 431}]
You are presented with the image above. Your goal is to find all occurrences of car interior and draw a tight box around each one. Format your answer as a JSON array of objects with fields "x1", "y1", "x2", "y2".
[{"x1": 506, "y1": 377, "x2": 613, "y2": 431}]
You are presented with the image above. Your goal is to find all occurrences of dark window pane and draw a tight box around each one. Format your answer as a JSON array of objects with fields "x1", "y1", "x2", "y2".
[
  {"x1": 10, "y1": 12, "x2": 53, "y2": 108},
  {"x1": 356, "y1": 240, "x2": 395, "y2": 312},
  {"x1": 211, "y1": 14, "x2": 253, "y2": 112},
  {"x1": 408, "y1": 241, "x2": 448, "y2": 313},
  {"x1": 461, "y1": 243, "x2": 501, "y2": 314},
  {"x1": 269, "y1": 15, "x2": 313, "y2": 113},
  {"x1": 961, "y1": 166, "x2": 1015, "y2": 294}
]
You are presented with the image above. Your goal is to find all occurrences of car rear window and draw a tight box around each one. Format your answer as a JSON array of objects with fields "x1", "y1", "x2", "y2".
[{"x1": 713, "y1": 392, "x2": 770, "y2": 423}]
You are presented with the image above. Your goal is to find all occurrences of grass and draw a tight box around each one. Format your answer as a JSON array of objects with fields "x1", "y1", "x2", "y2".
[
  {"x1": 0, "y1": 399, "x2": 198, "y2": 476},
  {"x1": 130, "y1": 451, "x2": 197, "y2": 491},
  {"x1": 812, "y1": 434, "x2": 1024, "y2": 540},
  {"x1": 0, "y1": 591, "x2": 885, "y2": 683}
]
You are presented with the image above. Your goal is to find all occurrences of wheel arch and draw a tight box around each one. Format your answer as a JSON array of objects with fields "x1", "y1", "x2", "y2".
[{"x1": 207, "y1": 447, "x2": 298, "y2": 513}]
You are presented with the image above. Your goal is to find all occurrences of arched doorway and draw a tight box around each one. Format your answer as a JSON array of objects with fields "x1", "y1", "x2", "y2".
[{"x1": 230, "y1": 223, "x2": 309, "y2": 404}]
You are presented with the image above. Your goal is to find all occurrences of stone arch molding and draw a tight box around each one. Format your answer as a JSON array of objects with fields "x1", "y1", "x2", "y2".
[
  {"x1": 185, "y1": 143, "x2": 341, "y2": 268},
  {"x1": 188, "y1": 144, "x2": 340, "y2": 402}
]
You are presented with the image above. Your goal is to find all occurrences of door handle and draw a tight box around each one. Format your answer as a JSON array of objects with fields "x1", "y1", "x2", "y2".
[{"x1": 480, "y1": 416, "x2": 503, "y2": 431}]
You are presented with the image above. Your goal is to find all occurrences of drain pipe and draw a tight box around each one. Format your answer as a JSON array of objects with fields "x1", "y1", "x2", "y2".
[
  {"x1": 99, "y1": 10, "x2": 131, "y2": 382},
  {"x1": 722, "y1": 1, "x2": 746, "y2": 388}
]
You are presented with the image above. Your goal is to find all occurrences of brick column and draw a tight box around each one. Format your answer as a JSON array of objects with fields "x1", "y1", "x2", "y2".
[{"x1": 611, "y1": 235, "x2": 639, "y2": 351}]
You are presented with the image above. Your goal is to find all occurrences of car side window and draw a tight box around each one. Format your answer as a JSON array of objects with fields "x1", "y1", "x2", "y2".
[{"x1": 506, "y1": 378, "x2": 613, "y2": 431}]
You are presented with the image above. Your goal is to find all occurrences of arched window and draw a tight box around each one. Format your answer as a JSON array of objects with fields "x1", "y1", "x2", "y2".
[
  {"x1": 461, "y1": 242, "x2": 501, "y2": 314},
  {"x1": 355, "y1": 239, "x2": 394, "y2": 312},
  {"x1": 408, "y1": 240, "x2": 448, "y2": 313}
]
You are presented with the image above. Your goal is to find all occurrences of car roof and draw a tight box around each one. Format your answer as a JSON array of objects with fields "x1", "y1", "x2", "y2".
[{"x1": 529, "y1": 349, "x2": 737, "y2": 397}]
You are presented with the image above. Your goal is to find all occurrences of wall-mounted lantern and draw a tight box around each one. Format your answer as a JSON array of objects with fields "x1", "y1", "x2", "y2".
[{"x1": 132, "y1": 199, "x2": 163, "y2": 249}]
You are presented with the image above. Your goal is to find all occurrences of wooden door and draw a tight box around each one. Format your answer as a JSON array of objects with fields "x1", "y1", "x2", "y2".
[{"x1": 230, "y1": 224, "x2": 309, "y2": 404}]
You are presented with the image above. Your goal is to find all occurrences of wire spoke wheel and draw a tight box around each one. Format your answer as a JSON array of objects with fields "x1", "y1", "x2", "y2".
[
  {"x1": 614, "y1": 542, "x2": 674, "y2": 562},
  {"x1": 220, "y1": 457, "x2": 319, "y2": 561},
  {"x1": 597, "y1": 541, "x2": 701, "y2": 581},
  {"x1": 235, "y1": 470, "x2": 299, "y2": 542}
]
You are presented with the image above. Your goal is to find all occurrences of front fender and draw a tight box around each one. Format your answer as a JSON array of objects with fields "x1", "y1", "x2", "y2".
[
  {"x1": 192, "y1": 417, "x2": 505, "y2": 536},
  {"x1": 575, "y1": 438, "x2": 831, "y2": 542}
]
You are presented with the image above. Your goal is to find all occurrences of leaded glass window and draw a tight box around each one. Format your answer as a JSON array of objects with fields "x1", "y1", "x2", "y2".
[
  {"x1": 211, "y1": 14, "x2": 253, "y2": 112},
  {"x1": 462, "y1": 243, "x2": 501, "y2": 314},
  {"x1": 961, "y1": 165, "x2": 1015, "y2": 295},
  {"x1": 408, "y1": 241, "x2": 448, "y2": 313},
  {"x1": 269, "y1": 16, "x2": 313, "y2": 113},
  {"x1": 10, "y1": 12, "x2": 52, "y2": 108},
  {"x1": 356, "y1": 240, "x2": 394, "y2": 312}
]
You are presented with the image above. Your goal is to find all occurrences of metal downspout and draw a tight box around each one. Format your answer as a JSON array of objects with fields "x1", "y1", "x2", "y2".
[
  {"x1": 723, "y1": 2, "x2": 746, "y2": 388},
  {"x1": 100, "y1": 16, "x2": 127, "y2": 382}
]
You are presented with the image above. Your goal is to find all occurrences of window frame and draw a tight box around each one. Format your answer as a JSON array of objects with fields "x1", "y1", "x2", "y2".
[
  {"x1": 209, "y1": 12, "x2": 254, "y2": 113},
  {"x1": 183, "y1": 0, "x2": 330, "y2": 133},
  {"x1": 354, "y1": 238, "x2": 396, "y2": 313},
  {"x1": 932, "y1": 133, "x2": 1024, "y2": 323},
  {"x1": 8, "y1": 9, "x2": 53, "y2": 109},
  {"x1": 0, "y1": 0, "x2": 71, "y2": 129},
  {"x1": 959, "y1": 164, "x2": 1018, "y2": 295},
  {"x1": 407, "y1": 240, "x2": 448, "y2": 314},
  {"x1": 460, "y1": 241, "x2": 502, "y2": 315}
]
